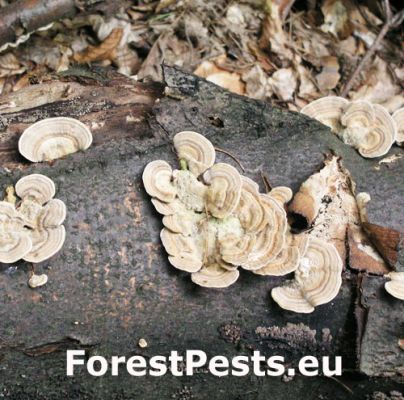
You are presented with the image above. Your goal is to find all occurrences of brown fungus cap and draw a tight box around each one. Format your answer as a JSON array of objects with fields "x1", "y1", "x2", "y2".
[
  {"x1": 271, "y1": 237, "x2": 342, "y2": 313},
  {"x1": 385, "y1": 272, "x2": 404, "y2": 300},
  {"x1": 340, "y1": 102, "x2": 396, "y2": 158},
  {"x1": 19, "y1": 117, "x2": 92, "y2": 162},
  {"x1": 241, "y1": 195, "x2": 287, "y2": 270},
  {"x1": 235, "y1": 177, "x2": 267, "y2": 233},
  {"x1": 253, "y1": 230, "x2": 301, "y2": 276},
  {"x1": 173, "y1": 131, "x2": 216, "y2": 176},
  {"x1": 392, "y1": 107, "x2": 404, "y2": 145},
  {"x1": 15, "y1": 174, "x2": 56, "y2": 205},
  {"x1": 142, "y1": 160, "x2": 177, "y2": 203},
  {"x1": 268, "y1": 186, "x2": 293, "y2": 206},
  {"x1": 300, "y1": 96, "x2": 349, "y2": 132},
  {"x1": 0, "y1": 201, "x2": 32, "y2": 263},
  {"x1": 191, "y1": 263, "x2": 239, "y2": 288},
  {"x1": 203, "y1": 163, "x2": 242, "y2": 218},
  {"x1": 23, "y1": 226, "x2": 66, "y2": 263},
  {"x1": 151, "y1": 198, "x2": 185, "y2": 216}
]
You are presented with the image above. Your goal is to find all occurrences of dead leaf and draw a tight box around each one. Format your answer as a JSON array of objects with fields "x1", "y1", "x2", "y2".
[
  {"x1": 194, "y1": 57, "x2": 245, "y2": 96},
  {"x1": 362, "y1": 222, "x2": 401, "y2": 269},
  {"x1": 296, "y1": 64, "x2": 318, "y2": 99},
  {"x1": 0, "y1": 52, "x2": 25, "y2": 78},
  {"x1": 320, "y1": 0, "x2": 352, "y2": 39},
  {"x1": 316, "y1": 56, "x2": 340, "y2": 91},
  {"x1": 74, "y1": 28, "x2": 123, "y2": 63},
  {"x1": 350, "y1": 57, "x2": 399, "y2": 104},
  {"x1": 242, "y1": 64, "x2": 272, "y2": 100},
  {"x1": 259, "y1": 3, "x2": 293, "y2": 63},
  {"x1": 268, "y1": 67, "x2": 297, "y2": 101}
]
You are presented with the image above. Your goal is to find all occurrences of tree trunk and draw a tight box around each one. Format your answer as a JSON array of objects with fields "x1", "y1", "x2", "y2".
[{"x1": 0, "y1": 65, "x2": 403, "y2": 399}]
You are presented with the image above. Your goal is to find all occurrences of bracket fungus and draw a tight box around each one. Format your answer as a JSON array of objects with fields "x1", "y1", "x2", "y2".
[
  {"x1": 19, "y1": 117, "x2": 92, "y2": 162},
  {"x1": 271, "y1": 237, "x2": 343, "y2": 313},
  {"x1": 0, "y1": 174, "x2": 66, "y2": 264},
  {"x1": 392, "y1": 107, "x2": 404, "y2": 146},
  {"x1": 301, "y1": 97, "x2": 396, "y2": 158},
  {"x1": 173, "y1": 131, "x2": 216, "y2": 176},
  {"x1": 143, "y1": 131, "x2": 342, "y2": 297},
  {"x1": 385, "y1": 272, "x2": 404, "y2": 301},
  {"x1": 300, "y1": 96, "x2": 349, "y2": 133}
]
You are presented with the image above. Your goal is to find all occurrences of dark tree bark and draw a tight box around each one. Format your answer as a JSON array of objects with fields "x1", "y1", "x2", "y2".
[{"x1": 0, "y1": 66, "x2": 403, "y2": 399}]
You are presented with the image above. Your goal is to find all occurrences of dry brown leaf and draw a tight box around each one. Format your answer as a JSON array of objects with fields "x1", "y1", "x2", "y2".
[
  {"x1": 74, "y1": 28, "x2": 123, "y2": 63},
  {"x1": 296, "y1": 64, "x2": 318, "y2": 100},
  {"x1": 0, "y1": 53, "x2": 25, "y2": 78},
  {"x1": 194, "y1": 57, "x2": 245, "y2": 96},
  {"x1": 258, "y1": 3, "x2": 293, "y2": 63},
  {"x1": 242, "y1": 65, "x2": 272, "y2": 100},
  {"x1": 316, "y1": 56, "x2": 340, "y2": 91},
  {"x1": 320, "y1": 0, "x2": 353, "y2": 39},
  {"x1": 350, "y1": 57, "x2": 399, "y2": 104},
  {"x1": 155, "y1": 0, "x2": 176, "y2": 13},
  {"x1": 268, "y1": 68, "x2": 296, "y2": 101}
]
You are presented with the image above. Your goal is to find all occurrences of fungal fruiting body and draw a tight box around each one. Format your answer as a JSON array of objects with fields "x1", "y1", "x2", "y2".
[
  {"x1": 271, "y1": 237, "x2": 343, "y2": 313},
  {"x1": 385, "y1": 272, "x2": 404, "y2": 300},
  {"x1": 143, "y1": 131, "x2": 343, "y2": 310},
  {"x1": 19, "y1": 117, "x2": 93, "y2": 162},
  {"x1": 0, "y1": 174, "x2": 66, "y2": 264},
  {"x1": 301, "y1": 97, "x2": 396, "y2": 158},
  {"x1": 392, "y1": 107, "x2": 404, "y2": 146}
]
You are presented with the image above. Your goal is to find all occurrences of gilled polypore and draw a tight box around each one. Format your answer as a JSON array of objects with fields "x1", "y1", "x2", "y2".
[
  {"x1": 0, "y1": 174, "x2": 66, "y2": 264},
  {"x1": 143, "y1": 131, "x2": 343, "y2": 313}
]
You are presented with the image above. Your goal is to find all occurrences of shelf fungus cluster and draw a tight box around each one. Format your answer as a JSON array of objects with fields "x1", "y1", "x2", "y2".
[
  {"x1": 0, "y1": 174, "x2": 66, "y2": 265},
  {"x1": 301, "y1": 97, "x2": 397, "y2": 158},
  {"x1": 19, "y1": 117, "x2": 93, "y2": 162},
  {"x1": 143, "y1": 131, "x2": 343, "y2": 313}
]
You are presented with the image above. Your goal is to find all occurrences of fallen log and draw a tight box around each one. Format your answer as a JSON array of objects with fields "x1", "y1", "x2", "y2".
[{"x1": 0, "y1": 65, "x2": 403, "y2": 398}]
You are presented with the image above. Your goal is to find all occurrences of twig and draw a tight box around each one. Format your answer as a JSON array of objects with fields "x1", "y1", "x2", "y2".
[
  {"x1": 340, "y1": 1, "x2": 404, "y2": 97},
  {"x1": 215, "y1": 147, "x2": 245, "y2": 172},
  {"x1": 326, "y1": 376, "x2": 354, "y2": 395},
  {"x1": 260, "y1": 170, "x2": 272, "y2": 193}
]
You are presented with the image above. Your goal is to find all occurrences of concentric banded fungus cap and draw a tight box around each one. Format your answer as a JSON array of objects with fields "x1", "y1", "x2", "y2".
[
  {"x1": 23, "y1": 226, "x2": 66, "y2": 263},
  {"x1": 38, "y1": 199, "x2": 67, "y2": 228},
  {"x1": 392, "y1": 107, "x2": 404, "y2": 145},
  {"x1": 241, "y1": 195, "x2": 287, "y2": 270},
  {"x1": 253, "y1": 231, "x2": 300, "y2": 276},
  {"x1": 168, "y1": 255, "x2": 202, "y2": 273},
  {"x1": 203, "y1": 163, "x2": 242, "y2": 218},
  {"x1": 151, "y1": 198, "x2": 185, "y2": 216},
  {"x1": 235, "y1": 177, "x2": 267, "y2": 233},
  {"x1": 271, "y1": 237, "x2": 342, "y2": 313},
  {"x1": 340, "y1": 102, "x2": 396, "y2": 158},
  {"x1": 300, "y1": 96, "x2": 349, "y2": 132},
  {"x1": 173, "y1": 131, "x2": 216, "y2": 176},
  {"x1": 0, "y1": 201, "x2": 32, "y2": 263},
  {"x1": 142, "y1": 160, "x2": 177, "y2": 203},
  {"x1": 160, "y1": 228, "x2": 198, "y2": 256},
  {"x1": 19, "y1": 117, "x2": 92, "y2": 162},
  {"x1": 385, "y1": 272, "x2": 404, "y2": 300},
  {"x1": 15, "y1": 174, "x2": 55, "y2": 205},
  {"x1": 268, "y1": 186, "x2": 293, "y2": 206},
  {"x1": 191, "y1": 263, "x2": 239, "y2": 288}
]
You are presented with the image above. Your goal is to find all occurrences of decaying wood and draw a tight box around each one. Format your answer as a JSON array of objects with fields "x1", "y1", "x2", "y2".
[
  {"x1": 0, "y1": 66, "x2": 403, "y2": 398},
  {"x1": 0, "y1": 0, "x2": 126, "y2": 51}
]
